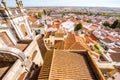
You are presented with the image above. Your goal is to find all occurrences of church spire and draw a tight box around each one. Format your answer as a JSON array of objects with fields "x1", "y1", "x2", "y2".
[
  {"x1": 1, "y1": 0, "x2": 8, "y2": 10},
  {"x1": 16, "y1": 0, "x2": 21, "y2": 10}
]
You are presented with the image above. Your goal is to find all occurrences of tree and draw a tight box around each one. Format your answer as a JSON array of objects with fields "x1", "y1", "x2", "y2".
[
  {"x1": 35, "y1": 30, "x2": 41, "y2": 35},
  {"x1": 38, "y1": 12, "x2": 42, "y2": 19},
  {"x1": 102, "y1": 21, "x2": 110, "y2": 27},
  {"x1": 47, "y1": 10, "x2": 52, "y2": 16},
  {"x1": 102, "y1": 45, "x2": 109, "y2": 51},
  {"x1": 86, "y1": 19, "x2": 92, "y2": 23},
  {"x1": 94, "y1": 42, "x2": 101, "y2": 50},
  {"x1": 94, "y1": 49, "x2": 102, "y2": 54},
  {"x1": 43, "y1": 9, "x2": 47, "y2": 15},
  {"x1": 117, "y1": 20, "x2": 120, "y2": 28},
  {"x1": 74, "y1": 23, "x2": 83, "y2": 31},
  {"x1": 62, "y1": 12, "x2": 65, "y2": 17},
  {"x1": 110, "y1": 20, "x2": 120, "y2": 29}
]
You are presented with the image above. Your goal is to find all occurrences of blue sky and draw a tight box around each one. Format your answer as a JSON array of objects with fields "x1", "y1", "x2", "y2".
[{"x1": 1, "y1": 0, "x2": 120, "y2": 7}]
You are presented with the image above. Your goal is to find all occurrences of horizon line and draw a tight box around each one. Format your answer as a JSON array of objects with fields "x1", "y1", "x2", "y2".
[{"x1": 9, "y1": 6, "x2": 120, "y2": 8}]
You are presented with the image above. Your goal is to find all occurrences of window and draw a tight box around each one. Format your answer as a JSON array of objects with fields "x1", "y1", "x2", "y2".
[
  {"x1": 31, "y1": 50, "x2": 37, "y2": 61},
  {"x1": 20, "y1": 24, "x2": 28, "y2": 36}
]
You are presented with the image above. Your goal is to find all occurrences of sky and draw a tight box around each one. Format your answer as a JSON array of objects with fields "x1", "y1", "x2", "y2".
[{"x1": 1, "y1": 0, "x2": 120, "y2": 8}]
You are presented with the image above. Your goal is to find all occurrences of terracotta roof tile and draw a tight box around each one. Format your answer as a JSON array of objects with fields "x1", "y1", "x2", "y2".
[
  {"x1": 54, "y1": 40, "x2": 64, "y2": 50},
  {"x1": 69, "y1": 42, "x2": 86, "y2": 50},
  {"x1": 28, "y1": 16, "x2": 38, "y2": 23},
  {"x1": 54, "y1": 32, "x2": 90, "y2": 51},
  {"x1": 90, "y1": 25, "x2": 99, "y2": 30},
  {"x1": 107, "y1": 36, "x2": 116, "y2": 41},
  {"x1": 84, "y1": 35, "x2": 95, "y2": 43},
  {"x1": 48, "y1": 24, "x2": 60, "y2": 28},
  {"x1": 90, "y1": 34, "x2": 98, "y2": 41},
  {"x1": 38, "y1": 50, "x2": 53, "y2": 79},
  {"x1": 101, "y1": 38, "x2": 113, "y2": 43},
  {"x1": 110, "y1": 53, "x2": 120, "y2": 62},
  {"x1": 110, "y1": 48, "x2": 120, "y2": 52},
  {"x1": 49, "y1": 50, "x2": 98, "y2": 79}
]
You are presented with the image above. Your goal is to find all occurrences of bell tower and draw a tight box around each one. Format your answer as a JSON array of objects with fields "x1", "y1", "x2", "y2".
[{"x1": 1, "y1": 0, "x2": 34, "y2": 40}]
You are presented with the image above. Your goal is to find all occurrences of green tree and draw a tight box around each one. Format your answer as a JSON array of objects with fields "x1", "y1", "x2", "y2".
[
  {"x1": 110, "y1": 20, "x2": 120, "y2": 29},
  {"x1": 94, "y1": 49, "x2": 102, "y2": 54},
  {"x1": 43, "y1": 9, "x2": 47, "y2": 15},
  {"x1": 102, "y1": 21, "x2": 110, "y2": 27},
  {"x1": 74, "y1": 23, "x2": 83, "y2": 31},
  {"x1": 94, "y1": 42, "x2": 101, "y2": 50},
  {"x1": 116, "y1": 20, "x2": 120, "y2": 28},
  {"x1": 47, "y1": 10, "x2": 52, "y2": 16},
  {"x1": 62, "y1": 12, "x2": 65, "y2": 17},
  {"x1": 35, "y1": 30, "x2": 41, "y2": 35},
  {"x1": 38, "y1": 12, "x2": 42, "y2": 19},
  {"x1": 102, "y1": 46, "x2": 109, "y2": 51},
  {"x1": 86, "y1": 19, "x2": 92, "y2": 23}
]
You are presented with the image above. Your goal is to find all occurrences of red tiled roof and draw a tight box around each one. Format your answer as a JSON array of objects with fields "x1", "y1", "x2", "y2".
[
  {"x1": 90, "y1": 25, "x2": 98, "y2": 30},
  {"x1": 84, "y1": 35, "x2": 95, "y2": 43},
  {"x1": 48, "y1": 24, "x2": 60, "y2": 28},
  {"x1": 81, "y1": 22, "x2": 89, "y2": 26},
  {"x1": 110, "y1": 53, "x2": 120, "y2": 62},
  {"x1": 91, "y1": 52, "x2": 100, "y2": 59},
  {"x1": 64, "y1": 33, "x2": 90, "y2": 51},
  {"x1": 28, "y1": 16, "x2": 38, "y2": 22},
  {"x1": 107, "y1": 36, "x2": 116, "y2": 41},
  {"x1": 31, "y1": 24, "x2": 44, "y2": 28},
  {"x1": 49, "y1": 50, "x2": 98, "y2": 79},
  {"x1": 90, "y1": 34, "x2": 98, "y2": 41}
]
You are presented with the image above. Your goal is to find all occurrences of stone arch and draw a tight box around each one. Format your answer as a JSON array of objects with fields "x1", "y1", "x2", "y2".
[
  {"x1": 0, "y1": 52, "x2": 17, "y2": 62},
  {"x1": 0, "y1": 51, "x2": 18, "y2": 79},
  {"x1": 0, "y1": 47, "x2": 26, "y2": 62}
]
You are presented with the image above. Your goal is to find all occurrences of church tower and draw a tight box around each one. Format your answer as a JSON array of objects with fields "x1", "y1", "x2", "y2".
[{"x1": 1, "y1": 0, "x2": 34, "y2": 40}]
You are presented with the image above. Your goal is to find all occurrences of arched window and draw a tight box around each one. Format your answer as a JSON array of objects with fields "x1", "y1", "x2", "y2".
[
  {"x1": 20, "y1": 24, "x2": 28, "y2": 36},
  {"x1": 31, "y1": 50, "x2": 37, "y2": 61}
]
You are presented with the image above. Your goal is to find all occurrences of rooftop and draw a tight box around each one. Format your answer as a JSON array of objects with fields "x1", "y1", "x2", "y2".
[
  {"x1": 28, "y1": 16, "x2": 38, "y2": 23},
  {"x1": 38, "y1": 50, "x2": 53, "y2": 79},
  {"x1": 38, "y1": 50, "x2": 105, "y2": 80},
  {"x1": 110, "y1": 53, "x2": 120, "y2": 62},
  {"x1": 101, "y1": 38, "x2": 113, "y2": 43},
  {"x1": 49, "y1": 50, "x2": 97, "y2": 79},
  {"x1": 54, "y1": 32, "x2": 91, "y2": 51},
  {"x1": 0, "y1": 32, "x2": 31, "y2": 51},
  {"x1": 90, "y1": 25, "x2": 99, "y2": 30},
  {"x1": 110, "y1": 48, "x2": 120, "y2": 52},
  {"x1": 48, "y1": 24, "x2": 60, "y2": 29}
]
